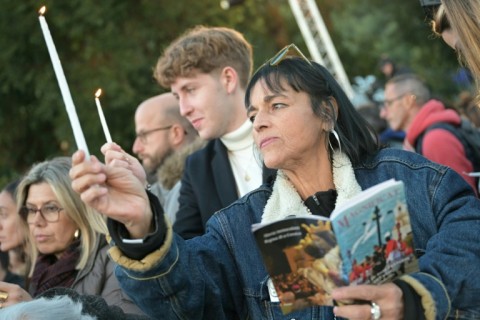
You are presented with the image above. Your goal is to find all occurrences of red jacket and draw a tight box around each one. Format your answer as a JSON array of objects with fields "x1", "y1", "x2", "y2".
[{"x1": 405, "y1": 99, "x2": 476, "y2": 193}]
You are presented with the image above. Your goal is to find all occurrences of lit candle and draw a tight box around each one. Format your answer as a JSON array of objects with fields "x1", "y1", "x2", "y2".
[
  {"x1": 38, "y1": 6, "x2": 90, "y2": 158},
  {"x1": 95, "y1": 88, "x2": 112, "y2": 143}
]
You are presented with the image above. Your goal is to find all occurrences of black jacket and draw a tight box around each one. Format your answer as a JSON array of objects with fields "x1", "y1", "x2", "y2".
[{"x1": 173, "y1": 139, "x2": 275, "y2": 239}]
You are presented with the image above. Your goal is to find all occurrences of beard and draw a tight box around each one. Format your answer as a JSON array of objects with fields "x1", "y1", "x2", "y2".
[{"x1": 143, "y1": 148, "x2": 174, "y2": 177}]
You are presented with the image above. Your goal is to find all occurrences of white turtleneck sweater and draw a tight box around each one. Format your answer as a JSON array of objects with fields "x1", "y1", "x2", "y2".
[{"x1": 220, "y1": 120, "x2": 263, "y2": 197}]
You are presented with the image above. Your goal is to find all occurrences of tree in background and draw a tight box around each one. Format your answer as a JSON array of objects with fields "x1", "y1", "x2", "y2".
[
  {"x1": 0, "y1": 0, "x2": 464, "y2": 185},
  {"x1": 327, "y1": 0, "x2": 461, "y2": 98}
]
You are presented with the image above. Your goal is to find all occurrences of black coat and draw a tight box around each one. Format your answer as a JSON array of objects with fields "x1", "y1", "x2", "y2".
[{"x1": 173, "y1": 139, "x2": 275, "y2": 239}]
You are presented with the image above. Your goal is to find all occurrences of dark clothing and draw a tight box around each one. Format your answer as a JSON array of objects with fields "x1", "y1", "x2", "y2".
[
  {"x1": 379, "y1": 128, "x2": 405, "y2": 149},
  {"x1": 4, "y1": 271, "x2": 25, "y2": 288},
  {"x1": 304, "y1": 189, "x2": 337, "y2": 218},
  {"x1": 173, "y1": 139, "x2": 275, "y2": 239},
  {"x1": 29, "y1": 240, "x2": 80, "y2": 296}
]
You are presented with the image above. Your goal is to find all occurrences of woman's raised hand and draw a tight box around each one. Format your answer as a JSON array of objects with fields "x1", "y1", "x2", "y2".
[
  {"x1": 101, "y1": 142, "x2": 147, "y2": 188},
  {"x1": 69, "y1": 150, "x2": 152, "y2": 239}
]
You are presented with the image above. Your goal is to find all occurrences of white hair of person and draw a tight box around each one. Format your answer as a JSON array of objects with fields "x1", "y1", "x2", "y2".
[{"x1": 0, "y1": 296, "x2": 96, "y2": 320}]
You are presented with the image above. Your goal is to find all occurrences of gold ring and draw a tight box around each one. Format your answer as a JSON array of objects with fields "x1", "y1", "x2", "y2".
[
  {"x1": 123, "y1": 155, "x2": 131, "y2": 164},
  {"x1": 0, "y1": 291, "x2": 8, "y2": 301}
]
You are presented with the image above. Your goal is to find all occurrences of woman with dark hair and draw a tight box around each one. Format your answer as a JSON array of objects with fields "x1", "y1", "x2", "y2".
[{"x1": 70, "y1": 44, "x2": 480, "y2": 319}]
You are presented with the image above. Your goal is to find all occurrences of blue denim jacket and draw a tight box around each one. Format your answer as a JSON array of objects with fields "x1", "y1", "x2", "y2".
[{"x1": 111, "y1": 149, "x2": 480, "y2": 320}]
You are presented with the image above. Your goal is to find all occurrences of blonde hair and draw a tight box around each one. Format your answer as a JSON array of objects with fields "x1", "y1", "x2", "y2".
[
  {"x1": 442, "y1": 0, "x2": 480, "y2": 100},
  {"x1": 154, "y1": 25, "x2": 253, "y2": 89},
  {"x1": 17, "y1": 157, "x2": 107, "y2": 274},
  {"x1": 430, "y1": 5, "x2": 450, "y2": 35}
]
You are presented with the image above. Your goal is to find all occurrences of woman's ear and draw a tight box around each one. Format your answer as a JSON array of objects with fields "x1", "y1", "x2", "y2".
[
  {"x1": 327, "y1": 97, "x2": 339, "y2": 122},
  {"x1": 322, "y1": 98, "x2": 338, "y2": 132}
]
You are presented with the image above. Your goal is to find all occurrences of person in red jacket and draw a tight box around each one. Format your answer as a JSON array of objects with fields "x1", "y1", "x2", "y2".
[{"x1": 380, "y1": 73, "x2": 477, "y2": 193}]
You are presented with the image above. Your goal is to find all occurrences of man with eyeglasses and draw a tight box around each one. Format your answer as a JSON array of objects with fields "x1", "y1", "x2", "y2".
[
  {"x1": 381, "y1": 73, "x2": 477, "y2": 193},
  {"x1": 133, "y1": 92, "x2": 204, "y2": 223}
]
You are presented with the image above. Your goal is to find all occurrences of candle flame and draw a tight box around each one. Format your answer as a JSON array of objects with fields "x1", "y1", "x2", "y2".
[
  {"x1": 95, "y1": 88, "x2": 102, "y2": 98},
  {"x1": 39, "y1": 6, "x2": 46, "y2": 15}
]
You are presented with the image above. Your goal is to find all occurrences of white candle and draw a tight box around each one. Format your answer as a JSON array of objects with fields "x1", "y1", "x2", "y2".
[
  {"x1": 38, "y1": 6, "x2": 90, "y2": 158},
  {"x1": 95, "y1": 89, "x2": 112, "y2": 143}
]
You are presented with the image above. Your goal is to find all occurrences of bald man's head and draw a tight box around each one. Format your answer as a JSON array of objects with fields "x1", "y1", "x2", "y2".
[{"x1": 132, "y1": 93, "x2": 196, "y2": 175}]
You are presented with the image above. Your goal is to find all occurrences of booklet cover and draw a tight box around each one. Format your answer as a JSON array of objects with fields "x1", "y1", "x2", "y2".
[{"x1": 252, "y1": 179, "x2": 418, "y2": 314}]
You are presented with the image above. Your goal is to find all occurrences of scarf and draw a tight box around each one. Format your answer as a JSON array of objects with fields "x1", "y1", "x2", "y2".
[
  {"x1": 261, "y1": 151, "x2": 362, "y2": 223},
  {"x1": 29, "y1": 239, "x2": 80, "y2": 297}
]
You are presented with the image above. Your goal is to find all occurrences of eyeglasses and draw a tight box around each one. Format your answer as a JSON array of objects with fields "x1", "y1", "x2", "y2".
[
  {"x1": 269, "y1": 43, "x2": 312, "y2": 67},
  {"x1": 135, "y1": 125, "x2": 172, "y2": 144},
  {"x1": 382, "y1": 94, "x2": 407, "y2": 108},
  {"x1": 20, "y1": 204, "x2": 64, "y2": 224}
]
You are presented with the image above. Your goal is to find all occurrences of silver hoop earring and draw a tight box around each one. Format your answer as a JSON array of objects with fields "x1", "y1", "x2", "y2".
[{"x1": 330, "y1": 129, "x2": 341, "y2": 154}]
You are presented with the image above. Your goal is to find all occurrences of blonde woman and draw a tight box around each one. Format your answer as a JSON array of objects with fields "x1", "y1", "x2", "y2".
[
  {"x1": 0, "y1": 157, "x2": 144, "y2": 316},
  {"x1": 432, "y1": 1, "x2": 480, "y2": 98}
]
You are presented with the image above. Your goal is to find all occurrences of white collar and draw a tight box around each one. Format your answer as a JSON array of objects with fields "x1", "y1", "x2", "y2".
[
  {"x1": 220, "y1": 120, "x2": 253, "y2": 152},
  {"x1": 261, "y1": 151, "x2": 362, "y2": 223}
]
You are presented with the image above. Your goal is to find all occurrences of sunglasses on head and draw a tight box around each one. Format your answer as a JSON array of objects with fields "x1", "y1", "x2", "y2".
[
  {"x1": 269, "y1": 43, "x2": 312, "y2": 66},
  {"x1": 252, "y1": 43, "x2": 312, "y2": 78}
]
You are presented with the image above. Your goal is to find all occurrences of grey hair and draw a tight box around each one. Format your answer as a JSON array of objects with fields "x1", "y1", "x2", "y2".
[
  {"x1": 0, "y1": 296, "x2": 96, "y2": 320},
  {"x1": 386, "y1": 74, "x2": 431, "y2": 105}
]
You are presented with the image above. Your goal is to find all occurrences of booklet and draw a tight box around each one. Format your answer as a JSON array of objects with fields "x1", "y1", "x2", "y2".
[{"x1": 252, "y1": 179, "x2": 418, "y2": 314}]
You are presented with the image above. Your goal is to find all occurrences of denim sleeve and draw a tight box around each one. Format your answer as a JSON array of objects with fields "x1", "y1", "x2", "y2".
[
  {"x1": 407, "y1": 168, "x2": 480, "y2": 319},
  {"x1": 111, "y1": 217, "x2": 245, "y2": 319}
]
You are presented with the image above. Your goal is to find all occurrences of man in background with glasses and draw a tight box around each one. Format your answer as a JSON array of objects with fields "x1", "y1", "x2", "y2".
[
  {"x1": 133, "y1": 93, "x2": 204, "y2": 223},
  {"x1": 381, "y1": 73, "x2": 477, "y2": 193}
]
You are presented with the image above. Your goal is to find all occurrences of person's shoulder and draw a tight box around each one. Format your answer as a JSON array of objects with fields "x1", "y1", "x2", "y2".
[
  {"x1": 88, "y1": 234, "x2": 110, "y2": 266},
  {"x1": 359, "y1": 148, "x2": 447, "y2": 170},
  {"x1": 186, "y1": 139, "x2": 218, "y2": 160},
  {"x1": 209, "y1": 183, "x2": 273, "y2": 226},
  {"x1": 184, "y1": 139, "x2": 228, "y2": 175}
]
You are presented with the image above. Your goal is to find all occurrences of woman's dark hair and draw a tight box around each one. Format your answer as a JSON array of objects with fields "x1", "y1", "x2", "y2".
[{"x1": 245, "y1": 57, "x2": 379, "y2": 165}]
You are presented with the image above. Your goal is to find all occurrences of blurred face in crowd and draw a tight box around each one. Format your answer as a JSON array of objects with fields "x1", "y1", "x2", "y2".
[
  {"x1": 25, "y1": 183, "x2": 78, "y2": 258},
  {"x1": 380, "y1": 83, "x2": 410, "y2": 132},
  {"x1": 132, "y1": 95, "x2": 176, "y2": 175},
  {"x1": 0, "y1": 190, "x2": 24, "y2": 251}
]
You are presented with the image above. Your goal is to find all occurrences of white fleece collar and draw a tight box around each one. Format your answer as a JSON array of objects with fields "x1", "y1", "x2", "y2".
[{"x1": 261, "y1": 151, "x2": 362, "y2": 223}]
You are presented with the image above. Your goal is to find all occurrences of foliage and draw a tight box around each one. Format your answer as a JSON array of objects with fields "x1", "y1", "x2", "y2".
[
  {"x1": 0, "y1": 0, "x2": 468, "y2": 185},
  {"x1": 323, "y1": 0, "x2": 462, "y2": 99}
]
